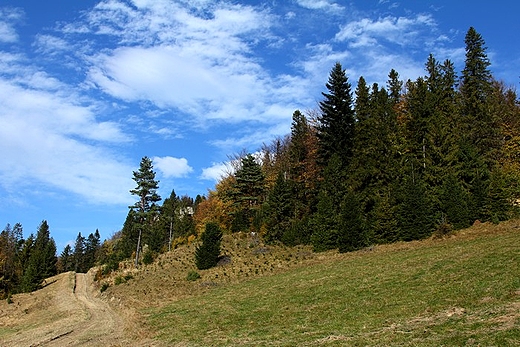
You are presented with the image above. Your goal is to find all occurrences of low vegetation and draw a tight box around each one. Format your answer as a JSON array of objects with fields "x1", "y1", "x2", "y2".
[{"x1": 139, "y1": 221, "x2": 519, "y2": 346}]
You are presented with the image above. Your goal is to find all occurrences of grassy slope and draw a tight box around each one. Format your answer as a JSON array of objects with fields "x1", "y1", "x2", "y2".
[{"x1": 115, "y1": 222, "x2": 519, "y2": 346}]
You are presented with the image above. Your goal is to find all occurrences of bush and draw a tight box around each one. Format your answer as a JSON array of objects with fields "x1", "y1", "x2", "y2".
[
  {"x1": 142, "y1": 250, "x2": 154, "y2": 265},
  {"x1": 195, "y1": 223, "x2": 223, "y2": 270},
  {"x1": 186, "y1": 270, "x2": 201, "y2": 281},
  {"x1": 100, "y1": 283, "x2": 109, "y2": 293},
  {"x1": 102, "y1": 258, "x2": 120, "y2": 275},
  {"x1": 114, "y1": 276, "x2": 124, "y2": 285}
]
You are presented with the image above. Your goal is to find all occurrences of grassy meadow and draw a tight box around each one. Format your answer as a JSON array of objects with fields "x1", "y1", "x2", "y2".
[{"x1": 144, "y1": 221, "x2": 520, "y2": 346}]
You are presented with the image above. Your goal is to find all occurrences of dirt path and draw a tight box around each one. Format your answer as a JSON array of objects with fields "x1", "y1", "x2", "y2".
[{"x1": 0, "y1": 272, "x2": 145, "y2": 347}]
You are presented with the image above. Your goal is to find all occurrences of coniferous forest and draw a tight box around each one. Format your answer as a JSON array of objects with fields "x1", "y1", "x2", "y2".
[{"x1": 2, "y1": 27, "x2": 520, "y2": 298}]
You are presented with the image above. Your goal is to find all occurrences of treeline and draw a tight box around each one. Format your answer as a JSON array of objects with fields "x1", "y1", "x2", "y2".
[
  {"x1": 192, "y1": 27, "x2": 520, "y2": 252},
  {"x1": 0, "y1": 221, "x2": 57, "y2": 298},
  {"x1": 113, "y1": 26, "x2": 520, "y2": 265},
  {"x1": 0, "y1": 221, "x2": 103, "y2": 298},
  {"x1": 59, "y1": 230, "x2": 101, "y2": 273}
]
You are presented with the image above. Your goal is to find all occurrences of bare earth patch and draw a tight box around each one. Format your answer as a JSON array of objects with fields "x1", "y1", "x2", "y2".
[{"x1": 0, "y1": 271, "x2": 157, "y2": 346}]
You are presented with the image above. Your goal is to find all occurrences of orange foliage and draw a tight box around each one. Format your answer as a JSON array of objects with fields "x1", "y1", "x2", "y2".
[{"x1": 193, "y1": 180, "x2": 235, "y2": 234}]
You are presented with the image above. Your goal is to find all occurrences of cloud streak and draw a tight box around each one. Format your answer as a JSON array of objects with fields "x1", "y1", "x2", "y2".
[{"x1": 0, "y1": 0, "x2": 474, "y2": 209}]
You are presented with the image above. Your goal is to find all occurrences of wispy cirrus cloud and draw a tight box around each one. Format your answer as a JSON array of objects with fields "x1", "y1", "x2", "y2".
[
  {"x1": 335, "y1": 14, "x2": 437, "y2": 48},
  {"x1": 0, "y1": 50, "x2": 132, "y2": 205},
  {"x1": 295, "y1": 0, "x2": 343, "y2": 12},
  {"x1": 0, "y1": 0, "x2": 469, "y2": 208},
  {"x1": 0, "y1": 7, "x2": 23, "y2": 43}
]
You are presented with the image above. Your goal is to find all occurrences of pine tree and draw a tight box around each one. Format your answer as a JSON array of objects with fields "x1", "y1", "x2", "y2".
[
  {"x1": 387, "y1": 69, "x2": 403, "y2": 105},
  {"x1": 73, "y1": 232, "x2": 86, "y2": 272},
  {"x1": 264, "y1": 171, "x2": 293, "y2": 244},
  {"x1": 310, "y1": 154, "x2": 344, "y2": 251},
  {"x1": 338, "y1": 189, "x2": 367, "y2": 253},
  {"x1": 195, "y1": 223, "x2": 222, "y2": 270},
  {"x1": 439, "y1": 174, "x2": 471, "y2": 230},
  {"x1": 350, "y1": 80, "x2": 399, "y2": 244},
  {"x1": 0, "y1": 223, "x2": 23, "y2": 297},
  {"x1": 20, "y1": 221, "x2": 57, "y2": 291},
  {"x1": 129, "y1": 156, "x2": 161, "y2": 266},
  {"x1": 397, "y1": 175, "x2": 435, "y2": 241},
  {"x1": 58, "y1": 244, "x2": 74, "y2": 273},
  {"x1": 230, "y1": 154, "x2": 265, "y2": 232},
  {"x1": 460, "y1": 27, "x2": 497, "y2": 163},
  {"x1": 317, "y1": 62, "x2": 355, "y2": 168},
  {"x1": 85, "y1": 230, "x2": 101, "y2": 270}
]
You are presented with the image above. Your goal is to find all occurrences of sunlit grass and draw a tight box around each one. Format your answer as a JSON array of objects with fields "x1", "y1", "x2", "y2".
[{"x1": 146, "y1": 222, "x2": 520, "y2": 346}]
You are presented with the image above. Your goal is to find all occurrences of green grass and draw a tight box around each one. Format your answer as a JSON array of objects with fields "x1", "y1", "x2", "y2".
[{"x1": 146, "y1": 224, "x2": 520, "y2": 346}]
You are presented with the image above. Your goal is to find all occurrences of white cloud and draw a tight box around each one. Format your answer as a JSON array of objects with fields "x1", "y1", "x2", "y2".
[
  {"x1": 34, "y1": 34, "x2": 70, "y2": 55},
  {"x1": 296, "y1": 0, "x2": 343, "y2": 12},
  {"x1": 153, "y1": 156, "x2": 193, "y2": 178},
  {"x1": 0, "y1": 7, "x2": 23, "y2": 43},
  {"x1": 76, "y1": 1, "x2": 299, "y2": 125},
  {"x1": 200, "y1": 162, "x2": 231, "y2": 181},
  {"x1": 335, "y1": 14, "x2": 436, "y2": 48},
  {"x1": 0, "y1": 64, "x2": 132, "y2": 205}
]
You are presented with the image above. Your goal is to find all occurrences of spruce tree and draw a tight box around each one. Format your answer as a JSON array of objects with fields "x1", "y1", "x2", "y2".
[
  {"x1": 439, "y1": 174, "x2": 471, "y2": 230},
  {"x1": 397, "y1": 176, "x2": 435, "y2": 241},
  {"x1": 195, "y1": 223, "x2": 223, "y2": 270},
  {"x1": 73, "y1": 232, "x2": 86, "y2": 272},
  {"x1": 338, "y1": 190, "x2": 367, "y2": 253},
  {"x1": 460, "y1": 27, "x2": 497, "y2": 162},
  {"x1": 85, "y1": 230, "x2": 101, "y2": 270},
  {"x1": 310, "y1": 154, "x2": 344, "y2": 252},
  {"x1": 387, "y1": 69, "x2": 403, "y2": 105},
  {"x1": 350, "y1": 80, "x2": 399, "y2": 244},
  {"x1": 317, "y1": 62, "x2": 355, "y2": 168},
  {"x1": 230, "y1": 154, "x2": 265, "y2": 232},
  {"x1": 59, "y1": 244, "x2": 74, "y2": 273},
  {"x1": 20, "y1": 221, "x2": 57, "y2": 291},
  {"x1": 264, "y1": 171, "x2": 293, "y2": 244}
]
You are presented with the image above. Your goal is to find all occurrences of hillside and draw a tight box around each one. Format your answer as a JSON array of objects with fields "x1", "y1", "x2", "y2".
[{"x1": 1, "y1": 221, "x2": 519, "y2": 346}]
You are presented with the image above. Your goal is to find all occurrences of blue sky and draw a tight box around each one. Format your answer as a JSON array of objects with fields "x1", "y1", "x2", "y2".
[{"x1": 1, "y1": 0, "x2": 519, "y2": 251}]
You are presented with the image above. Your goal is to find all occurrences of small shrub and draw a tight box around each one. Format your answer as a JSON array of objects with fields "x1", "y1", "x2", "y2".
[
  {"x1": 142, "y1": 250, "x2": 154, "y2": 265},
  {"x1": 102, "y1": 258, "x2": 120, "y2": 275},
  {"x1": 94, "y1": 268, "x2": 103, "y2": 282},
  {"x1": 187, "y1": 270, "x2": 201, "y2": 281},
  {"x1": 6, "y1": 294, "x2": 13, "y2": 304},
  {"x1": 100, "y1": 283, "x2": 109, "y2": 293},
  {"x1": 433, "y1": 214, "x2": 453, "y2": 239},
  {"x1": 124, "y1": 273, "x2": 134, "y2": 281},
  {"x1": 195, "y1": 223, "x2": 223, "y2": 270},
  {"x1": 114, "y1": 276, "x2": 125, "y2": 285}
]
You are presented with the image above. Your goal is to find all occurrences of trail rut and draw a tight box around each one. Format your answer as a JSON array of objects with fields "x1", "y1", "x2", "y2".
[{"x1": 0, "y1": 272, "x2": 134, "y2": 347}]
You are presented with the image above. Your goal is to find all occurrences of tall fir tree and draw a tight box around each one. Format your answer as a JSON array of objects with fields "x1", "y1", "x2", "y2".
[
  {"x1": 73, "y1": 232, "x2": 86, "y2": 272},
  {"x1": 58, "y1": 244, "x2": 74, "y2": 273},
  {"x1": 396, "y1": 175, "x2": 435, "y2": 241},
  {"x1": 263, "y1": 171, "x2": 293, "y2": 244},
  {"x1": 317, "y1": 62, "x2": 356, "y2": 168},
  {"x1": 460, "y1": 27, "x2": 497, "y2": 163},
  {"x1": 20, "y1": 221, "x2": 57, "y2": 292},
  {"x1": 310, "y1": 154, "x2": 345, "y2": 252},
  {"x1": 229, "y1": 154, "x2": 265, "y2": 232},
  {"x1": 338, "y1": 189, "x2": 367, "y2": 253}
]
